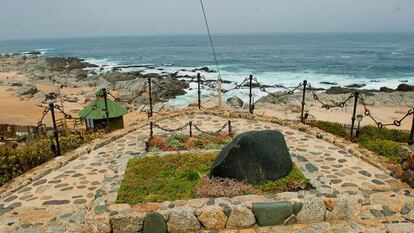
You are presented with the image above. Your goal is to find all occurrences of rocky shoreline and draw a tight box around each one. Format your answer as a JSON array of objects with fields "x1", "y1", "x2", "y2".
[
  {"x1": 0, "y1": 54, "x2": 190, "y2": 109},
  {"x1": 1, "y1": 53, "x2": 414, "y2": 113}
]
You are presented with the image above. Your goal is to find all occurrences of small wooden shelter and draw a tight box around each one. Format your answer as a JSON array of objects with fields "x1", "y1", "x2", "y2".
[{"x1": 79, "y1": 89, "x2": 128, "y2": 131}]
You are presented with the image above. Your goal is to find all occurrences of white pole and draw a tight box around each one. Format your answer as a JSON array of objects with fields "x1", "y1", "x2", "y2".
[{"x1": 217, "y1": 74, "x2": 223, "y2": 108}]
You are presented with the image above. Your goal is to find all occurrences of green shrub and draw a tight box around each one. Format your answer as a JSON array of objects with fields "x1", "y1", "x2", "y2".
[
  {"x1": 256, "y1": 165, "x2": 310, "y2": 193},
  {"x1": 0, "y1": 133, "x2": 101, "y2": 187},
  {"x1": 358, "y1": 139, "x2": 402, "y2": 162},
  {"x1": 168, "y1": 133, "x2": 189, "y2": 143},
  {"x1": 308, "y1": 120, "x2": 409, "y2": 164},
  {"x1": 308, "y1": 121, "x2": 348, "y2": 138},
  {"x1": 359, "y1": 125, "x2": 410, "y2": 143},
  {"x1": 167, "y1": 139, "x2": 184, "y2": 149}
]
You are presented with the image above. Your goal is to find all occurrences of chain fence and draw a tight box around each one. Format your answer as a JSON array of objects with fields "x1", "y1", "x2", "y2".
[
  {"x1": 146, "y1": 120, "x2": 233, "y2": 152},
  {"x1": 26, "y1": 73, "x2": 414, "y2": 147},
  {"x1": 359, "y1": 95, "x2": 414, "y2": 129}
]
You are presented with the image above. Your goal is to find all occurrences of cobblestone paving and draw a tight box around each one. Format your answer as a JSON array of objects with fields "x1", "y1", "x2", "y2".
[
  {"x1": 0, "y1": 113, "x2": 413, "y2": 232},
  {"x1": 0, "y1": 128, "x2": 146, "y2": 209}
]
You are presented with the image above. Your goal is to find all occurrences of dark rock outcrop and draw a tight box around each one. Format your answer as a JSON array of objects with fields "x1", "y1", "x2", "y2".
[
  {"x1": 326, "y1": 86, "x2": 354, "y2": 94},
  {"x1": 211, "y1": 130, "x2": 293, "y2": 185},
  {"x1": 345, "y1": 84, "x2": 366, "y2": 88},
  {"x1": 379, "y1": 86, "x2": 394, "y2": 92},
  {"x1": 396, "y1": 84, "x2": 414, "y2": 92}
]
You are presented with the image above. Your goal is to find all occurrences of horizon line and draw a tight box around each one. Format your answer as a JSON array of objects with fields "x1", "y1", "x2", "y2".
[{"x1": 1, "y1": 31, "x2": 414, "y2": 41}]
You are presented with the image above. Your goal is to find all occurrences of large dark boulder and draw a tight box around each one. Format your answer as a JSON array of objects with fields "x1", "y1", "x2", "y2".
[{"x1": 211, "y1": 130, "x2": 293, "y2": 185}]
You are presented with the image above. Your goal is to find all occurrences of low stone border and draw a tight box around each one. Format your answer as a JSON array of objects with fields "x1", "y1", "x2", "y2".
[{"x1": 85, "y1": 192, "x2": 359, "y2": 233}]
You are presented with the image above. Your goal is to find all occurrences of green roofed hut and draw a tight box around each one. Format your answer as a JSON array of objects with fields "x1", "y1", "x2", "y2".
[{"x1": 79, "y1": 89, "x2": 128, "y2": 131}]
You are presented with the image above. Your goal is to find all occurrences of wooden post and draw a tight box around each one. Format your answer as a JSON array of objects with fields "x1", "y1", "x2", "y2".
[
  {"x1": 350, "y1": 92, "x2": 360, "y2": 142},
  {"x1": 189, "y1": 121, "x2": 193, "y2": 137},
  {"x1": 228, "y1": 120, "x2": 232, "y2": 136}
]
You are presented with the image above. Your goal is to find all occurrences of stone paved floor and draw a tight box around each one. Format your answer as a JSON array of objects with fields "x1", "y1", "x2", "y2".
[
  {"x1": 0, "y1": 113, "x2": 413, "y2": 232},
  {"x1": 152, "y1": 114, "x2": 405, "y2": 193}
]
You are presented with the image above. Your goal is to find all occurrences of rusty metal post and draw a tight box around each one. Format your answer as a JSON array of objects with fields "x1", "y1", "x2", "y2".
[
  {"x1": 49, "y1": 102, "x2": 61, "y2": 156},
  {"x1": 197, "y1": 73, "x2": 201, "y2": 110},
  {"x1": 350, "y1": 92, "x2": 360, "y2": 142},
  {"x1": 148, "y1": 77, "x2": 153, "y2": 118},
  {"x1": 145, "y1": 141, "x2": 149, "y2": 152},
  {"x1": 102, "y1": 88, "x2": 110, "y2": 132},
  {"x1": 409, "y1": 109, "x2": 414, "y2": 146},
  {"x1": 301, "y1": 80, "x2": 308, "y2": 124},
  {"x1": 150, "y1": 122, "x2": 154, "y2": 139},
  {"x1": 249, "y1": 75, "x2": 253, "y2": 114}
]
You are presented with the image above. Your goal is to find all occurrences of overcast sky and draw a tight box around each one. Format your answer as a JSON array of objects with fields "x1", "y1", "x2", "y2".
[{"x1": 0, "y1": 0, "x2": 413, "y2": 39}]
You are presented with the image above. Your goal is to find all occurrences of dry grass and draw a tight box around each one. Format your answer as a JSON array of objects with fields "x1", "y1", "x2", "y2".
[{"x1": 194, "y1": 175, "x2": 254, "y2": 198}]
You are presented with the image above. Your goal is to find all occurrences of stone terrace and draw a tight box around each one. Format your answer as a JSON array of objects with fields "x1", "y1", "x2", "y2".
[{"x1": 1, "y1": 110, "x2": 414, "y2": 232}]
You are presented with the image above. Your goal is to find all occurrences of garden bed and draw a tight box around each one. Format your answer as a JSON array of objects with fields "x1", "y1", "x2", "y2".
[
  {"x1": 0, "y1": 133, "x2": 102, "y2": 186},
  {"x1": 117, "y1": 152, "x2": 310, "y2": 205},
  {"x1": 148, "y1": 133, "x2": 233, "y2": 152}
]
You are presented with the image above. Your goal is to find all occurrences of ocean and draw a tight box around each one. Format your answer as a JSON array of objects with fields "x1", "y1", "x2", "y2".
[{"x1": 1, "y1": 33, "x2": 413, "y2": 105}]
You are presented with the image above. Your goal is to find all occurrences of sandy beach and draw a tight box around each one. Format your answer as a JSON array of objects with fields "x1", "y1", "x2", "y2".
[{"x1": 0, "y1": 71, "x2": 150, "y2": 127}]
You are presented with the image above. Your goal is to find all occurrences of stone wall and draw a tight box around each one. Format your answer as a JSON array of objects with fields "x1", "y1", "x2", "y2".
[
  {"x1": 85, "y1": 192, "x2": 360, "y2": 233},
  {"x1": 391, "y1": 146, "x2": 414, "y2": 188}
]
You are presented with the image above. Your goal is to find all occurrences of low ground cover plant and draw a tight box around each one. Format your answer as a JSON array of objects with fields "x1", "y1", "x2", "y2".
[
  {"x1": 117, "y1": 152, "x2": 310, "y2": 205},
  {"x1": 148, "y1": 133, "x2": 233, "y2": 151},
  {"x1": 308, "y1": 121, "x2": 409, "y2": 162},
  {"x1": 0, "y1": 132, "x2": 101, "y2": 186}
]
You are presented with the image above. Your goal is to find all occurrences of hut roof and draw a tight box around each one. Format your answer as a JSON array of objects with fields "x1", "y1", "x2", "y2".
[{"x1": 78, "y1": 98, "x2": 128, "y2": 120}]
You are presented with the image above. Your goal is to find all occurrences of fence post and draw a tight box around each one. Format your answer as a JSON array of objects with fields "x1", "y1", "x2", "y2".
[
  {"x1": 102, "y1": 88, "x2": 110, "y2": 132},
  {"x1": 249, "y1": 75, "x2": 253, "y2": 114},
  {"x1": 49, "y1": 102, "x2": 61, "y2": 157},
  {"x1": 150, "y1": 122, "x2": 154, "y2": 139},
  {"x1": 301, "y1": 80, "x2": 308, "y2": 124},
  {"x1": 145, "y1": 141, "x2": 149, "y2": 152},
  {"x1": 189, "y1": 121, "x2": 193, "y2": 137},
  {"x1": 409, "y1": 109, "x2": 414, "y2": 146},
  {"x1": 148, "y1": 77, "x2": 153, "y2": 118},
  {"x1": 228, "y1": 120, "x2": 232, "y2": 136},
  {"x1": 350, "y1": 92, "x2": 360, "y2": 142},
  {"x1": 197, "y1": 73, "x2": 201, "y2": 110}
]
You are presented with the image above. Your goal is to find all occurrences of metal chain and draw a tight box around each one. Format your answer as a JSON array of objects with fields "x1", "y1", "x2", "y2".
[
  {"x1": 253, "y1": 77, "x2": 303, "y2": 99},
  {"x1": 54, "y1": 104, "x2": 73, "y2": 119},
  {"x1": 153, "y1": 122, "x2": 190, "y2": 132},
  {"x1": 359, "y1": 95, "x2": 414, "y2": 128},
  {"x1": 37, "y1": 107, "x2": 50, "y2": 127},
  {"x1": 307, "y1": 83, "x2": 355, "y2": 110},
  {"x1": 106, "y1": 91, "x2": 121, "y2": 102},
  {"x1": 193, "y1": 122, "x2": 229, "y2": 135}
]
